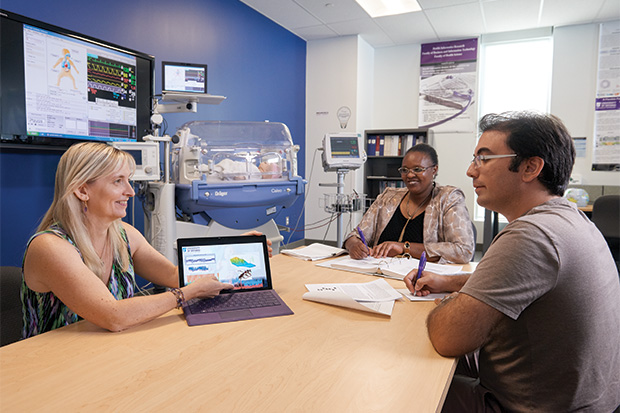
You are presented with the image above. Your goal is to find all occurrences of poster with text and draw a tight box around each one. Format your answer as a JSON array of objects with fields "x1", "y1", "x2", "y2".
[
  {"x1": 593, "y1": 21, "x2": 620, "y2": 171},
  {"x1": 419, "y1": 38, "x2": 478, "y2": 132}
]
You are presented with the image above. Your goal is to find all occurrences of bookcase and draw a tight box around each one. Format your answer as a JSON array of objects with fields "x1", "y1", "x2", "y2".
[{"x1": 364, "y1": 128, "x2": 431, "y2": 203}]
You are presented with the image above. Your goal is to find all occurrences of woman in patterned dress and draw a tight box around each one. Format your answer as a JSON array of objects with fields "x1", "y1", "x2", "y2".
[{"x1": 21, "y1": 142, "x2": 234, "y2": 337}]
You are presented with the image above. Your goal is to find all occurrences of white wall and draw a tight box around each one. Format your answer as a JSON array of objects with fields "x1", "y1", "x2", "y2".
[
  {"x1": 305, "y1": 36, "x2": 372, "y2": 244},
  {"x1": 552, "y1": 23, "x2": 619, "y2": 186},
  {"x1": 304, "y1": 21, "x2": 620, "y2": 244},
  {"x1": 373, "y1": 44, "x2": 421, "y2": 128}
]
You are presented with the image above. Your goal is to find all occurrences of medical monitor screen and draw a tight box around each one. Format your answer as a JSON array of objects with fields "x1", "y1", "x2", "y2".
[
  {"x1": 330, "y1": 135, "x2": 360, "y2": 158},
  {"x1": 162, "y1": 61, "x2": 207, "y2": 94},
  {"x1": 0, "y1": 9, "x2": 155, "y2": 148}
]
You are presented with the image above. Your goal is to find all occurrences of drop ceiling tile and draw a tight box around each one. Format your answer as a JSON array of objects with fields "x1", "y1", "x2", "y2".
[
  {"x1": 482, "y1": 0, "x2": 541, "y2": 33},
  {"x1": 295, "y1": 0, "x2": 369, "y2": 23},
  {"x1": 240, "y1": 0, "x2": 321, "y2": 29},
  {"x1": 295, "y1": 24, "x2": 340, "y2": 40},
  {"x1": 424, "y1": 2, "x2": 486, "y2": 39},
  {"x1": 375, "y1": 12, "x2": 439, "y2": 44},
  {"x1": 417, "y1": 0, "x2": 480, "y2": 10},
  {"x1": 597, "y1": 0, "x2": 620, "y2": 21},
  {"x1": 540, "y1": 0, "x2": 607, "y2": 27}
]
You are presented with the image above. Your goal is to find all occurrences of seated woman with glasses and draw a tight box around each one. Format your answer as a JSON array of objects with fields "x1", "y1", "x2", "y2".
[{"x1": 344, "y1": 143, "x2": 474, "y2": 264}]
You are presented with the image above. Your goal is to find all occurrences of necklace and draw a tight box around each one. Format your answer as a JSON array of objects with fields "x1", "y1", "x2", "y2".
[
  {"x1": 96, "y1": 235, "x2": 110, "y2": 265},
  {"x1": 398, "y1": 190, "x2": 433, "y2": 243},
  {"x1": 405, "y1": 191, "x2": 432, "y2": 219}
]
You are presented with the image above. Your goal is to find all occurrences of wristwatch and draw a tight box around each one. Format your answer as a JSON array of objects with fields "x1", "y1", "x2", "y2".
[{"x1": 403, "y1": 241, "x2": 411, "y2": 255}]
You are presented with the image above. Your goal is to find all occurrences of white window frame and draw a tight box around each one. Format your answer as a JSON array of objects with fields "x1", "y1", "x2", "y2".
[{"x1": 474, "y1": 30, "x2": 554, "y2": 223}]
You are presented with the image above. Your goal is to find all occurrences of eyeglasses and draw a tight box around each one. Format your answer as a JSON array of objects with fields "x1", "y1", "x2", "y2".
[
  {"x1": 398, "y1": 165, "x2": 436, "y2": 175},
  {"x1": 470, "y1": 153, "x2": 517, "y2": 168}
]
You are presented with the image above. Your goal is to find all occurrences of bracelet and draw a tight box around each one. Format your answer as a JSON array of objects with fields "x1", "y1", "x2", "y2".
[{"x1": 169, "y1": 288, "x2": 186, "y2": 309}]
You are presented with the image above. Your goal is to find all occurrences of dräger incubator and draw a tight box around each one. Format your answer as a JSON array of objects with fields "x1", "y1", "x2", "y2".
[{"x1": 169, "y1": 120, "x2": 305, "y2": 253}]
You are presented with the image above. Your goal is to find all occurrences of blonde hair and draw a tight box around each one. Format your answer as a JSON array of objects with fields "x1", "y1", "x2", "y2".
[{"x1": 38, "y1": 142, "x2": 136, "y2": 280}]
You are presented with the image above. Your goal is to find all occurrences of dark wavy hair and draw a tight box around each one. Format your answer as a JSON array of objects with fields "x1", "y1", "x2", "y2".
[
  {"x1": 479, "y1": 111, "x2": 575, "y2": 196},
  {"x1": 405, "y1": 143, "x2": 438, "y2": 166}
]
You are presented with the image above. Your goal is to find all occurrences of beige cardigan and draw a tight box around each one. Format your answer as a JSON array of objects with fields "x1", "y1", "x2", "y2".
[{"x1": 345, "y1": 185, "x2": 475, "y2": 264}]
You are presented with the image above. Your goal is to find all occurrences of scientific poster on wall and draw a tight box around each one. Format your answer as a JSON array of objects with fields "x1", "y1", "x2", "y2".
[
  {"x1": 592, "y1": 21, "x2": 620, "y2": 171},
  {"x1": 418, "y1": 38, "x2": 478, "y2": 132}
]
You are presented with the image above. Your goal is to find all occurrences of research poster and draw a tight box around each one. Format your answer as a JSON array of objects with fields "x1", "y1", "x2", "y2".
[
  {"x1": 592, "y1": 21, "x2": 620, "y2": 171},
  {"x1": 419, "y1": 38, "x2": 478, "y2": 132}
]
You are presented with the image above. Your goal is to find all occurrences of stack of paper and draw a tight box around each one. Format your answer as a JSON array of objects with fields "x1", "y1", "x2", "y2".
[
  {"x1": 303, "y1": 279, "x2": 401, "y2": 316},
  {"x1": 281, "y1": 243, "x2": 347, "y2": 261},
  {"x1": 319, "y1": 256, "x2": 464, "y2": 280}
]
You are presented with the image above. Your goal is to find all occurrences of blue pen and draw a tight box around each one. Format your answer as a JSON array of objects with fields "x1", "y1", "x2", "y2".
[
  {"x1": 356, "y1": 226, "x2": 369, "y2": 253},
  {"x1": 413, "y1": 251, "x2": 427, "y2": 291}
]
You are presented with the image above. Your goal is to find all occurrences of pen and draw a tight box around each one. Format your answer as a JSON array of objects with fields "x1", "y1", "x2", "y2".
[
  {"x1": 356, "y1": 226, "x2": 369, "y2": 253},
  {"x1": 413, "y1": 251, "x2": 426, "y2": 291}
]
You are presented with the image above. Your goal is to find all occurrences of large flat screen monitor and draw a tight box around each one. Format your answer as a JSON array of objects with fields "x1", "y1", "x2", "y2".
[{"x1": 0, "y1": 9, "x2": 155, "y2": 148}]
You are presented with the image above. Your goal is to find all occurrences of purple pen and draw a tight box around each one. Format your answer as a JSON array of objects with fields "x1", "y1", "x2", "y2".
[
  {"x1": 356, "y1": 226, "x2": 369, "y2": 253},
  {"x1": 413, "y1": 251, "x2": 427, "y2": 290}
]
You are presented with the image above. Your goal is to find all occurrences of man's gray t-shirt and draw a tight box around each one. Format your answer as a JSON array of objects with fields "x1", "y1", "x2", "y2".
[{"x1": 461, "y1": 198, "x2": 620, "y2": 412}]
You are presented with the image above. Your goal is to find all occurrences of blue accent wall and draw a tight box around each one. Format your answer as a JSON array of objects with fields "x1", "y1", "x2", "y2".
[{"x1": 0, "y1": 0, "x2": 306, "y2": 267}]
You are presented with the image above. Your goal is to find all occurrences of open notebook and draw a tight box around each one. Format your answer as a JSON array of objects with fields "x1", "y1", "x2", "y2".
[
  {"x1": 320, "y1": 256, "x2": 463, "y2": 279},
  {"x1": 177, "y1": 235, "x2": 293, "y2": 326}
]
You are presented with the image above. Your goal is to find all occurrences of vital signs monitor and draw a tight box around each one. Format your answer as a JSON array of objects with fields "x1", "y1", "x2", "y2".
[{"x1": 321, "y1": 133, "x2": 365, "y2": 171}]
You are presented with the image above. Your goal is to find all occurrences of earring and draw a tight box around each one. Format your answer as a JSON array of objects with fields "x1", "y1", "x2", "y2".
[{"x1": 82, "y1": 199, "x2": 88, "y2": 213}]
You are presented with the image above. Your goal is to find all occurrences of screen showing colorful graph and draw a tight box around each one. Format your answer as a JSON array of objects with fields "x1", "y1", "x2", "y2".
[{"x1": 181, "y1": 242, "x2": 268, "y2": 290}]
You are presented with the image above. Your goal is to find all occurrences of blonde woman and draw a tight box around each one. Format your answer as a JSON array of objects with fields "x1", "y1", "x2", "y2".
[{"x1": 22, "y1": 142, "x2": 235, "y2": 337}]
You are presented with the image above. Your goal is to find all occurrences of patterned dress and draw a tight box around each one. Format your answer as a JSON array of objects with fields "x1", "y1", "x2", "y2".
[{"x1": 21, "y1": 224, "x2": 136, "y2": 338}]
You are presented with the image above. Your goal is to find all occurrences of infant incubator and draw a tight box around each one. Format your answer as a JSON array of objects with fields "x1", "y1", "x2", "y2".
[{"x1": 170, "y1": 121, "x2": 305, "y2": 249}]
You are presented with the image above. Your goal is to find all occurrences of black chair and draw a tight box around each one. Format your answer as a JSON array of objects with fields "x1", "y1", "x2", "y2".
[
  {"x1": 591, "y1": 195, "x2": 620, "y2": 271},
  {"x1": 0, "y1": 266, "x2": 23, "y2": 346},
  {"x1": 471, "y1": 221, "x2": 478, "y2": 262}
]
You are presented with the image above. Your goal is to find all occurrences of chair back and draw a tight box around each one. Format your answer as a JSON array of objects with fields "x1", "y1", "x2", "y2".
[
  {"x1": 591, "y1": 195, "x2": 620, "y2": 268},
  {"x1": 0, "y1": 266, "x2": 23, "y2": 346}
]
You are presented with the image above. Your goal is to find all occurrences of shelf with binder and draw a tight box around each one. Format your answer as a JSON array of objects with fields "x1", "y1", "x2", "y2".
[{"x1": 364, "y1": 128, "x2": 431, "y2": 204}]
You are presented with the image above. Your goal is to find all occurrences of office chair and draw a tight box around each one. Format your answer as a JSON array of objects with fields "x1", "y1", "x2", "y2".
[
  {"x1": 591, "y1": 195, "x2": 620, "y2": 271},
  {"x1": 0, "y1": 266, "x2": 23, "y2": 346},
  {"x1": 471, "y1": 221, "x2": 478, "y2": 262}
]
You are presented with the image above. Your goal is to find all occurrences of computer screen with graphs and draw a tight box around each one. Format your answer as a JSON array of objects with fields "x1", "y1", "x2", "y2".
[{"x1": 1, "y1": 9, "x2": 154, "y2": 147}]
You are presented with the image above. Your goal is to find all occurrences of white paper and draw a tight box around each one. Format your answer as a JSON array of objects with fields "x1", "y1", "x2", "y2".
[
  {"x1": 305, "y1": 279, "x2": 402, "y2": 302},
  {"x1": 302, "y1": 290, "x2": 395, "y2": 316},
  {"x1": 396, "y1": 288, "x2": 447, "y2": 302},
  {"x1": 281, "y1": 243, "x2": 347, "y2": 261}
]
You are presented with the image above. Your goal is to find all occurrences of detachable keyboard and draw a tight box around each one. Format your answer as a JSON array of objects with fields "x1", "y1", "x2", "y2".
[{"x1": 187, "y1": 291, "x2": 281, "y2": 314}]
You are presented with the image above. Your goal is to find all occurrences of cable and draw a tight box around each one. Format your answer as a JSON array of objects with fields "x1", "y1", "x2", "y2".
[
  {"x1": 283, "y1": 147, "x2": 321, "y2": 248},
  {"x1": 278, "y1": 213, "x2": 341, "y2": 233},
  {"x1": 322, "y1": 212, "x2": 336, "y2": 242}
]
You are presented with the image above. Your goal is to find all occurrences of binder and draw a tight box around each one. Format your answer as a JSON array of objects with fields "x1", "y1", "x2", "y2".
[{"x1": 367, "y1": 136, "x2": 376, "y2": 156}]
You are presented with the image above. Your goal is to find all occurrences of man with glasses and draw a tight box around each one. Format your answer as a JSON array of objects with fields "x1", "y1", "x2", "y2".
[{"x1": 405, "y1": 111, "x2": 620, "y2": 412}]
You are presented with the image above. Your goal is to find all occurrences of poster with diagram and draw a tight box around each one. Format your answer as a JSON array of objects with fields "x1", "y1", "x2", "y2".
[
  {"x1": 592, "y1": 21, "x2": 620, "y2": 171},
  {"x1": 419, "y1": 38, "x2": 478, "y2": 132}
]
